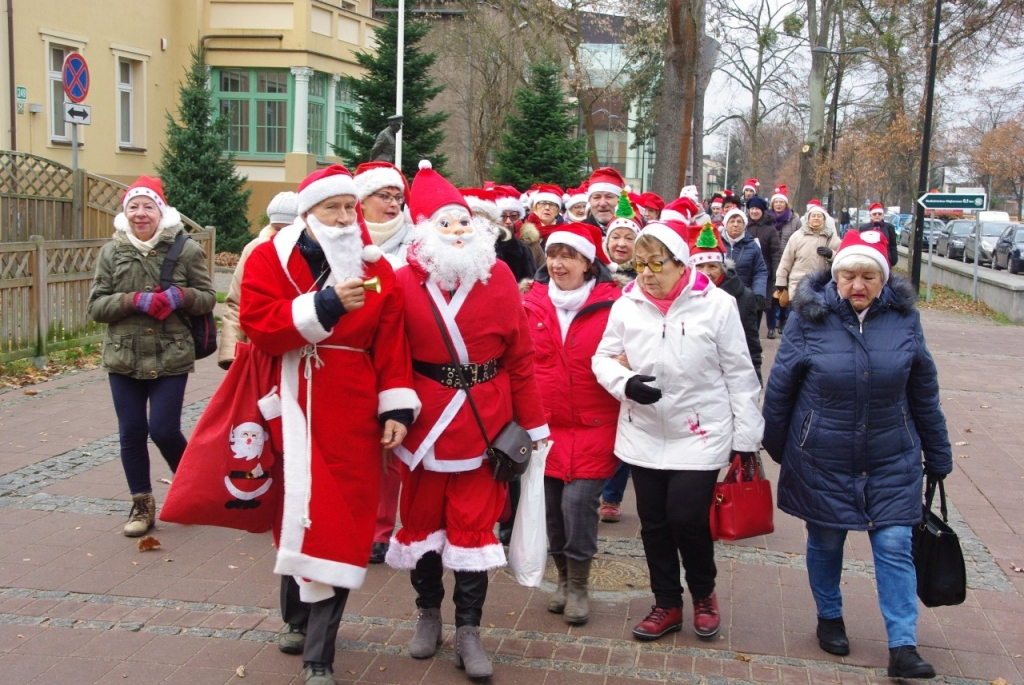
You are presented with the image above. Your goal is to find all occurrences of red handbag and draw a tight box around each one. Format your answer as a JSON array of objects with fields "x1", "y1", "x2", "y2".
[
  {"x1": 160, "y1": 342, "x2": 283, "y2": 533},
  {"x1": 709, "y1": 453, "x2": 775, "y2": 542}
]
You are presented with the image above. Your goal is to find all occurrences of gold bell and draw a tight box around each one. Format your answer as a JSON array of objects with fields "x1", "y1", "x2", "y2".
[{"x1": 362, "y1": 276, "x2": 381, "y2": 293}]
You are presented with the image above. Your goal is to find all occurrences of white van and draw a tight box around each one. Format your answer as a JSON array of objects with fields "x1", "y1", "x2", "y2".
[{"x1": 976, "y1": 210, "x2": 1011, "y2": 222}]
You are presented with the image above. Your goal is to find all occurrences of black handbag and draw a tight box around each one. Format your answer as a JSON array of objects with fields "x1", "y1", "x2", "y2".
[
  {"x1": 912, "y1": 475, "x2": 966, "y2": 608},
  {"x1": 160, "y1": 234, "x2": 218, "y2": 360},
  {"x1": 427, "y1": 297, "x2": 531, "y2": 482}
]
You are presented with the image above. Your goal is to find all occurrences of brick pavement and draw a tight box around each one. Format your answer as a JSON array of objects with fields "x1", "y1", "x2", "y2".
[{"x1": 0, "y1": 307, "x2": 1022, "y2": 684}]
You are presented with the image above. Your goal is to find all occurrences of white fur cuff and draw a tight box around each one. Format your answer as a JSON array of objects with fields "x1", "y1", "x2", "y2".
[
  {"x1": 379, "y1": 387, "x2": 422, "y2": 421},
  {"x1": 385, "y1": 530, "x2": 446, "y2": 570},
  {"x1": 292, "y1": 292, "x2": 332, "y2": 343},
  {"x1": 442, "y1": 542, "x2": 506, "y2": 572},
  {"x1": 258, "y1": 386, "x2": 282, "y2": 420},
  {"x1": 527, "y1": 424, "x2": 551, "y2": 441}
]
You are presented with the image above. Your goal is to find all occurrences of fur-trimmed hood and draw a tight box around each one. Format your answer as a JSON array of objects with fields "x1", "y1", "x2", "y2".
[{"x1": 791, "y1": 269, "x2": 917, "y2": 323}]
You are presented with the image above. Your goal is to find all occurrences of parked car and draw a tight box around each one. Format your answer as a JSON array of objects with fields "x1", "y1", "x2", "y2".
[
  {"x1": 936, "y1": 220, "x2": 975, "y2": 260},
  {"x1": 963, "y1": 221, "x2": 1013, "y2": 266},
  {"x1": 899, "y1": 217, "x2": 944, "y2": 249},
  {"x1": 992, "y1": 224, "x2": 1024, "y2": 273}
]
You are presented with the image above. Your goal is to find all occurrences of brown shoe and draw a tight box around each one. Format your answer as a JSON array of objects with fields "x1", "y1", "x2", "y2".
[
  {"x1": 123, "y1": 493, "x2": 155, "y2": 537},
  {"x1": 599, "y1": 501, "x2": 621, "y2": 523}
]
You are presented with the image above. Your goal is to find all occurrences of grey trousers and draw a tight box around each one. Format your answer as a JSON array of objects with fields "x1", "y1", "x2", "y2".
[
  {"x1": 544, "y1": 476, "x2": 605, "y2": 562},
  {"x1": 280, "y1": 575, "x2": 349, "y2": 665}
]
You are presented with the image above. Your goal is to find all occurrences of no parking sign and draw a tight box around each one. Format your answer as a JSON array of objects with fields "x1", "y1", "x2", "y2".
[{"x1": 62, "y1": 53, "x2": 89, "y2": 104}]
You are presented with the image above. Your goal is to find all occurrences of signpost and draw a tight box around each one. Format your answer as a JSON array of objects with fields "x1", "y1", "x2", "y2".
[
  {"x1": 919, "y1": 191, "x2": 988, "y2": 301},
  {"x1": 61, "y1": 53, "x2": 90, "y2": 171}
]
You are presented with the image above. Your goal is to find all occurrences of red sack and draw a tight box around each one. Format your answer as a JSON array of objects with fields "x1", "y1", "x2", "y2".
[
  {"x1": 709, "y1": 453, "x2": 775, "y2": 542},
  {"x1": 160, "y1": 343, "x2": 283, "y2": 533}
]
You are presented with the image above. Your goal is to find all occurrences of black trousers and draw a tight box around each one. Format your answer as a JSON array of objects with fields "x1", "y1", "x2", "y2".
[
  {"x1": 631, "y1": 465, "x2": 720, "y2": 608},
  {"x1": 280, "y1": 575, "x2": 349, "y2": 665}
]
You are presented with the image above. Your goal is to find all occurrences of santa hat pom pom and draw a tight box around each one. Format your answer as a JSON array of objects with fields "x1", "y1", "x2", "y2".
[
  {"x1": 418, "y1": 159, "x2": 432, "y2": 171},
  {"x1": 607, "y1": 261, "x2": 619, "y2": 273},
  {"x1": 362, "y1": 244, "x2": 383, "y2": 263}
]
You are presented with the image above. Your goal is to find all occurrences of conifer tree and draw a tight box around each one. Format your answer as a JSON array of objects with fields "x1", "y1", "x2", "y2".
[
  {"x1": 493, "y1": 61, "x2": 587, "y2": 190},
  {"x1": 342, "y1": 0, "x2": 448, "y2": 178},
  {"x1": 157, "y1": 45, "x2": 251, "y2": 254}
]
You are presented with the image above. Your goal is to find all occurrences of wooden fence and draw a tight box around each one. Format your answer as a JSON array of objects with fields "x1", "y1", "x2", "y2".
[{"x1": 0, "y1": 151, "x2": 217, "y2": 364}]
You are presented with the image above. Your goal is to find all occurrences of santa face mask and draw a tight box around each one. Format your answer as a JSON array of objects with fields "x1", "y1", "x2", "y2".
[
  {"x1": 432, "y1": 207, "x2": 475, "y2": 247},
  {"x1": 305, "y1": 212, "x2": 365, "y2": 284},
  {"x1": 413, "y1": 208, "x2": 496, "y2": 291}
]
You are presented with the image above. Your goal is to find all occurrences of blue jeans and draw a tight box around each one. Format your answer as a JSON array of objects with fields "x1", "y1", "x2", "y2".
[
  {"x1": 805, "y1": 522, "x2": 918, "y2": 648},
  {"x1": 109, "y1": 373, "x2": 188, "y2": 495},
  {"x1": 602, "y1": 461, "x2": 630, "y2": 503}
]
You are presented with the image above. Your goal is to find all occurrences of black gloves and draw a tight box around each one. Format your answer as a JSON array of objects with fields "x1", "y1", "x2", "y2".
[
  {"x1": 625, "y1": 375, "x2": 662, "y2": 405},
  {"x1": 816, "y1": 246, "x2": 833, "y2": 259},
  {"x1": 755, "y1": 294, "x2": 767, "y2": 311},
  {"x1": 925, "y1": 470, "x2": 947, "y2": 483}
]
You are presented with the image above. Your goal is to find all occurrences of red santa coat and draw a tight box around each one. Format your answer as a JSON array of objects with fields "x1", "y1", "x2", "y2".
[
  {"x1": 522, "y1": 276, "x2": 621, "y2": 482},
  {"x1": 393, "y1": 257, "x2": 550, "y2": 472},
  {"x1": 240, "y1": 221, "x2": 419, "y2": 591}
]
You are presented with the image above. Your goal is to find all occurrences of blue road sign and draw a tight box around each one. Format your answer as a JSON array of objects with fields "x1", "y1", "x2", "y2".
[{"x1": 62, "y1": 53, "x2": 89, "y2": 104}]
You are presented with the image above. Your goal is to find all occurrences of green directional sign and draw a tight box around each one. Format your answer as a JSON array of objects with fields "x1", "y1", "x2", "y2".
[{"x1": 917, "y1": 192, "x2": 986, "y2": 211}]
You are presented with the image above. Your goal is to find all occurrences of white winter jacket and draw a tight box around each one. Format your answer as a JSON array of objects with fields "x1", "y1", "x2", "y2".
[{"x1": 592, "y1": 269, "x2": 764, "y2": 471}]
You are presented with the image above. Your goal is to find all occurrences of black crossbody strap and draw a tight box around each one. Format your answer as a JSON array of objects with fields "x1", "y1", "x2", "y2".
[
  {"x1": 160, "y1": 234, "x2": 189, "y2": 290},
  {"x1": 426, "y1": 295, "x2": 493, "y2": 451}
]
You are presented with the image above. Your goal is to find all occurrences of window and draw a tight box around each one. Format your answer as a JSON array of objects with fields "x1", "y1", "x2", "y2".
[
  {"x1": 48, "y1": 45, "x2": 73, "y2": 141},
  {"x1": 333, "y1": 78, "x2": 357, "y2": 158},
  {"x1": 212, "y1": 68, "x2": 290, "y2": 156},
  {"x1": 307, "y1": 73, "x2": 326, "y2": 158},
  {"x1": 118, "y1": 59, "x2": 133, "y2": 145}
]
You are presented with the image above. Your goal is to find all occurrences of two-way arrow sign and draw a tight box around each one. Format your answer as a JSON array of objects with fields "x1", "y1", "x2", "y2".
[{"x1": 63, "y1": 103, "x2": 91, "y2": 125}]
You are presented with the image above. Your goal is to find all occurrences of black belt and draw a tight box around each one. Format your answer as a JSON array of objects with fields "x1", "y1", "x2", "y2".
[
  {"x1": 413, "y1": 359, "x2": 499, "y2": 389},
  {"x1": 229, "y1": 471, "x2": 270, "y2": 480}
]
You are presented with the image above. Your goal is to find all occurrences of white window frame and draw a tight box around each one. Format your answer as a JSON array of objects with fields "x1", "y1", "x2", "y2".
[
  {"x1": 111, "y1": 44, "x2": 151, "y2": 152},
  {"x1": 39, "y1": 28, "x2": 87, "y2": 145}
]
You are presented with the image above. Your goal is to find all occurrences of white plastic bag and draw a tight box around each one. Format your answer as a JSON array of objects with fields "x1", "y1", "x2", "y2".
[{"x1": 508, "y1": 440, "x2": 551, "y2": 587}]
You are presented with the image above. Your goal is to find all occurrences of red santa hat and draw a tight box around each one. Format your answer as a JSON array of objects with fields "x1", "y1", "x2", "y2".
[
  {"x1": 547, "y1": 223, "x2": 598, "y2": 263},
  {"x1": 640, "y1": 221, "x2": 690, "y2": 264},
  {"x1": 296, "y1": 164, "x2": 360, "y2": 216},
  {"x1": 687, "y1": 223, "x2": 727, "y2": 265},
  {"x1": 869, "y1": 202, "x2": 885, "y2": 215},
  {"x1": 831, "y1": 228, "x2": 890, "y2": 282},
  {"x1": 770, "y1": 185, "x2": 790, "y2": 205},
  {"x1": 638, "y1": 192, "x2": 665, "y2": 213},
  {"x1": 408, "y1": 160, "x2": 470, "y2": 222},
  {"x1": 353, "y1": 161, "x2": 409, "y2": 201},
  {"x1": 660, "y1": 196, "x2": 700, "y2": 223},
  {"x1": 805, "y1": 199, "x2": 828, "y2": 218},
  {"x1": 563, "y1": 183, "x2": 589, "y2": 211},
  {"x1": 587, "y1": 167, "x2": 625, "y2": 198},
  {"x1": 533, "y1": 184, "x2": 564, "y2": 207},
  {"x1": 123, "y1": 176, "x2": 168, "y2": 214},
  {"x1": 494, "y1": 185, "x2": 525, "y2": 219},
  {"x1": 459, "y1": 187, "x2": 501, "y2": 223},
  {"x1": 742, "y1": 178, "x2": 760, "y2": 193},
  {"x1": 116, "y1": 175, "x2": 182, "y2": 232},
  {"x1": 709, "y1": 193, "x2": 724, "y2": 209},
  {"x1": 679, "y1": 185, "x2": 700, "y2": 204}
]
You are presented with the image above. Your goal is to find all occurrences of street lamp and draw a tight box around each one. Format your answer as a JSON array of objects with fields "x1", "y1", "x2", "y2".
[{"x1": 811, "y1": 46, "x2": 870, "y2": 215}]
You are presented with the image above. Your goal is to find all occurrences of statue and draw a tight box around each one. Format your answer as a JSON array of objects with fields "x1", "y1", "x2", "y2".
[{"x1": 370, "y1": 115, "x2": 403, "y2": 162}]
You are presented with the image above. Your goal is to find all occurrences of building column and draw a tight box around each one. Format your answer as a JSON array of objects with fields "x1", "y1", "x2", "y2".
[
  {"x1": 325, "y1": 74, "x2": 340, "y2": 161},
  {"x1": 286, "y1": 66, "x2": 317, "y2": 182}
]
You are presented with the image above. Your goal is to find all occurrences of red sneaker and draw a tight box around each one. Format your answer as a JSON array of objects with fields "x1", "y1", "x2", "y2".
[
  {"x1": 692, "y1": 592, "x2": 720, "y2": 638},
  {"x1": 632, "y1": 605, "x2": 683, "y2": 641},
  {"x1": 599, "y1": 501, "x2": 621, "y2": 523}
]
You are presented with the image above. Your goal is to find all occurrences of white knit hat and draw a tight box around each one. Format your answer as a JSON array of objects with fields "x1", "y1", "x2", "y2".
[{"x1": 266, "y1": 192, "x2": 298, "y2": 225}]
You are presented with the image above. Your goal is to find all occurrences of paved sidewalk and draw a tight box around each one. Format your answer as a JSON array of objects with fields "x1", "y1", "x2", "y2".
[{"x1": 0, "y1": 307, "x2": 1022, "y2": 684}]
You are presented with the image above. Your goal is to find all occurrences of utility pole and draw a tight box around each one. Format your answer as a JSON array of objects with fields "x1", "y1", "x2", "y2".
[{"x1": 911, "y1": 0, "x2": 942, "y2": 291}]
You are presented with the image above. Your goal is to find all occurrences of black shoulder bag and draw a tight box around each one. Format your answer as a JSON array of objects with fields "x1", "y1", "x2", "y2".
[
  {"x1": 426, "y1": 296, "x2": 531, "y2": 482},
  {"x1": 912, "y1": 475, "x2": 966, "y2": 607},
  {"x1": 160, "y1": 234, "x2": 218, "y2": 360}
]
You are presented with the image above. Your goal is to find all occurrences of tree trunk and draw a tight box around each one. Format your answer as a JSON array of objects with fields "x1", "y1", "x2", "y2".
[
  {"x1": 796, "y1": 0, "x2": 833, "y2": 210},
  {"x1": 653, "y1": 0, "x2": 701, "y2": 199},
  {"x1": 692, "y1": 32, "x2": 719, "y2": 195}
]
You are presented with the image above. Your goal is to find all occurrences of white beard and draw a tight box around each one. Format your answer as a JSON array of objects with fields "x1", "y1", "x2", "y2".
[
  {"x1": 305, "y1": 214, "x2": 365, "y2": 285},
  {"x1": 412, "y1": 216, "x2": 497, "y2": 291}
]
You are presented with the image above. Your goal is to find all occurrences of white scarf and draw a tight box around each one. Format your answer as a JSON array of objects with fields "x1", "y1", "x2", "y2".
[
  {"x1": 548, "y1": 279, "x2": 596, "y2": 342},
  {"x1": 125, "y1": 226, "x2": 166, "y2": 255},
  {"x1": 365, "y1": 214, "x2": 405, "y2": 247}
]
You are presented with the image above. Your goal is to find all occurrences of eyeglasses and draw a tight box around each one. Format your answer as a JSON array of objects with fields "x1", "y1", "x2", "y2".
[
  {"x1": 500, "y1": 212, "x2": 520, "y2": 222},
  {"x1": 631, "y1": 259, "x2": 666, "y2": 273},
  {"x1": 535, "y1": 201, "x2": 560, "y2": 209},
  {"x1": 371, "y1": 191, "x2": 404, "y2": 205}
]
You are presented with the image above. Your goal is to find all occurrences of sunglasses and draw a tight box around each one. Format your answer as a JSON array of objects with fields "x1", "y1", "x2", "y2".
[{"x1": 631, "y1": 259, "x2": 667, "y2": 273}]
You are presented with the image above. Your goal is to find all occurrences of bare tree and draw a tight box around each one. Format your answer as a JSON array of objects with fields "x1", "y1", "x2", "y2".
[{"x1": 795, "y1": 0, "x2": 839, "y2": 209}]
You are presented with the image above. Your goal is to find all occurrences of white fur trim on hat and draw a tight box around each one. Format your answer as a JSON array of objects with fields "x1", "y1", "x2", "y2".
[
  {"x1": 532, "y1": 191, "x2": 563, "y2": 207},
  {"x1": 659, "y1": 209, "x2": 688, "y2": 223},
  {"x1": 770, "y1": 191, "x2": 789, "y2": 205},
  {"x1": 547, "y1": 230, "x2": 596, "y2": 262},
  {"x1": 354, "y1": 167, "x2": 406, "y2": 201},
  {"x1": 588, "y1": 182, "x2": 622, "y2": 198},
  {"x1": 464, "y1": 195, "x2": 501, "y2": 222},
  {"x1": 722, "y1": 208, "x2": 748, "y2": 228},
  {"x1": 297, "y1": 174, "x2": 359, "y2": 215},
  {"x1": 606, "y1": 217, "x2": 640, "y2": 236},
  {"x1": 832, "y1": 242, "x2": 890, "y2": 282},
  {"x1": 123, "y1": 187, "x2": 168, "y2": 214},
  {"x1": 641, "y1": 223, "x2": 689, "y2": 263},
  {"x1": 565, "y1": 192, "x2": 588, "y2": 209},
  {"x1": 495, "y1": 196, "x2": 525, "y2": 219},
  {"x1": 689, "y1": 251, "x2": 725, "y2": 265}
]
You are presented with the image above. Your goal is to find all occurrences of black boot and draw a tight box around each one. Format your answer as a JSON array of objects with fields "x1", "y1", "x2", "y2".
[
  {"x1": 888, "y1": 646, "x2": 936, "y2": 679},
  {"x1": 411, "y1": 551, "x2": 445, "y2": 610},
  {"x1": 453, "y1": 570, "x2": 492, "y2": 679},
  {"x1": 816, "y1": 616, "x2": 850, "y2": 656}
]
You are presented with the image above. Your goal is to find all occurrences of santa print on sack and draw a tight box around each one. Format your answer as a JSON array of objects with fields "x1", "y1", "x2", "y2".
[{"x1": 224, "y1": 421, "x2": 273, "y2": 509}]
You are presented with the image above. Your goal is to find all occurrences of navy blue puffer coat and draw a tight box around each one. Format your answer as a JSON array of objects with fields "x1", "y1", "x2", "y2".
[
  {"x1": 762, "y1": 270, "x2": 953, "y2": 531},
  {"x1": 723, "y1": 231, "x2": 768, "y2": 298}
]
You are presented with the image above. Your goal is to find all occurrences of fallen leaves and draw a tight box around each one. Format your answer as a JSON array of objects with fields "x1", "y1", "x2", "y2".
[
  {"x1": 137, "y1": 536, "x2": 161, "y2": 551},
  {"x1": 215, "y1": 252, "x2": 240, "y2": 268},
  {"x1": 954, "y1": 441, "x2": 969, "y2": 446},
  {"x1": 957, "y1": 454, "x2": 970, "y2": 459},
  {"x1": 1010, "y1": 564, "x2": 1024, "y2": 573},
  {"x1": 235, "y1": 665, "x2": 245, "y2": 677},
  {"x1": 992, "y1": 678, "x2": 1011, "y2": 685},
  {"x1": 0, "y1": 348, "x2": 102, "y2": 390},
  {"x1": 735, "y1": 653, "x2": 753, "y2": 662},
  {"x1": 964, "y1": 427, "x2": 974, "y2": 433}
]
